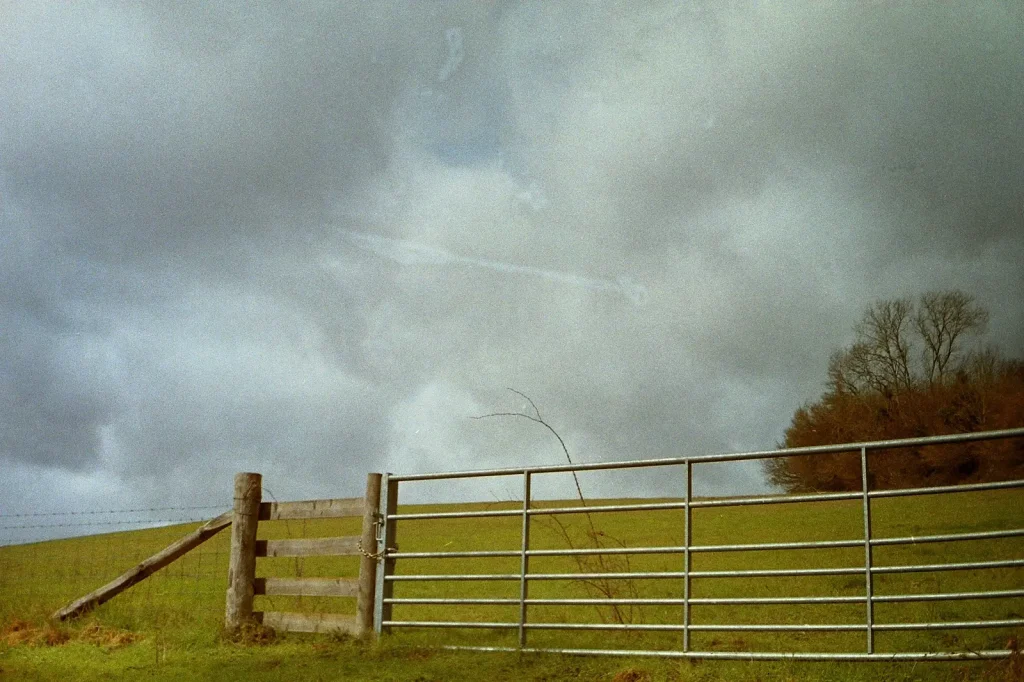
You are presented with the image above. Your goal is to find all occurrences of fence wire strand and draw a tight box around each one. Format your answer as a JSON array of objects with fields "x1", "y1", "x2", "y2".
[{"x1": 0, "y1": 504, "x2": 231, "y2": 632}]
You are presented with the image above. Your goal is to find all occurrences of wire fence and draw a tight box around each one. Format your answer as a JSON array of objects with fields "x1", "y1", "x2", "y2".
[
  {"x1": 0, "y1": 505, "x2": 231, "y2": 633},
  {"x1": 0, "y1": 507, "x2": 225, "y2": 535}
]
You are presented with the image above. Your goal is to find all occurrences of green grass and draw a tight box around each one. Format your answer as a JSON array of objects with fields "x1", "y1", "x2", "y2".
[{"x1": 1, "y1": 488, "x2": 1022, "y2": 681}]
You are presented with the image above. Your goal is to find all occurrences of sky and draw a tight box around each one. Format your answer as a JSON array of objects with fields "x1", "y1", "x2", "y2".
[{"x1": 2, "y1": 1, "x2": 1023, "y2": 543}]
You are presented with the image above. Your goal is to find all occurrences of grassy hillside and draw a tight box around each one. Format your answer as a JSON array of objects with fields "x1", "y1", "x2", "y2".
[{"x1": 1, "y1": 488, "x2": 1021, "y2": 681}]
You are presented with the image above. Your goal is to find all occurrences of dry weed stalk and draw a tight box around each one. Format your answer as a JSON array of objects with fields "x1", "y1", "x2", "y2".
[{"x1": 474, "y1": 388, "x2": 642, "y2": 625}]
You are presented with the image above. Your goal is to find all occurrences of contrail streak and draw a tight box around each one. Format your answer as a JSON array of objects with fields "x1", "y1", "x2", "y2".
[{"x1": 331, "y1": 229, "x2": 648, "y2": 305}]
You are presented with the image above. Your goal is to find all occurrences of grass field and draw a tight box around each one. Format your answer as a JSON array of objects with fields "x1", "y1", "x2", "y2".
[{"x1": 1, "y1": 487, "x2": 1022, "y2": 681}]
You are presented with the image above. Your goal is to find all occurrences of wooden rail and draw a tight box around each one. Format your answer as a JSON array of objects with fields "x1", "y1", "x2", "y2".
[
  {"x1": 258, "y1": 611, "x2": 359, "y2": 635},
  {"x1": 254, "y1": 577, "x2": 359, "y2": 597},
  {"x1": 255, "y1": 536, "x2": 361, "y2": 557},
  {"x1": 259, "y1": 497, "x2": 364, "y2": 521}
]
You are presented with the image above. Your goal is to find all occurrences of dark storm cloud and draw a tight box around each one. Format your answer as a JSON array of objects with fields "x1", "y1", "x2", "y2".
[
  {"x1": 1, "y1": 1, "x2": 1022, "y2": 531},
  {"x1": 3, "y1": 4, "x2": 405, "y2": 259}
]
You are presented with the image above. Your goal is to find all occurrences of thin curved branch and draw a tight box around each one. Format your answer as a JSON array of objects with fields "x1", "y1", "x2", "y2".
[
  {"x1": 471, "y1": 388, "x2": 585, "y2": 507},
  {"x1": 472, "y1": 388, "x2": 639, "y2": 624},
  {"x1": 507, "y1": 387, "x2": 542, "y2": 421}
]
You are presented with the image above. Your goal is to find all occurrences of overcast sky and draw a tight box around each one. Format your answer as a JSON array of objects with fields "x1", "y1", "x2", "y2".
[{"x1": 2, "y1": 1, "x2": 1022, "y2": 541}]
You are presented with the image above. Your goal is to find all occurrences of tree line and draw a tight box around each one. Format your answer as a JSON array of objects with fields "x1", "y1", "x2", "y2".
[{"x1": 766, "y1": 290, "x2": 1024, "y2": 492}]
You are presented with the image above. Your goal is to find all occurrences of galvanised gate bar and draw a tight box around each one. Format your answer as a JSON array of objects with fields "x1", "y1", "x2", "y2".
[{"x1": 372, "y1": 428, "x2": 1024, "y2": 661}]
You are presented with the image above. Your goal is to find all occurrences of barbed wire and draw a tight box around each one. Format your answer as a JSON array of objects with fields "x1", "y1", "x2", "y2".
[
  {"x1": 0, "y1": 515, "x2": 222, "y2": 531},
  {"x1": 0, "y1": 504, "x2": 226, "y2": 519}
]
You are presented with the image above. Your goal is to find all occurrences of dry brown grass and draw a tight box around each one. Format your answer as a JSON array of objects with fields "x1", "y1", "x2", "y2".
[
  {"x1": 222, "y1": 620, "x2": 277, "y2": 646},
  {"x1": 612, "y1": 667, "x2": 653, "y2": 682},
  {"x1": 1, "y1": 619, "x2": 139, "y2": 649}
]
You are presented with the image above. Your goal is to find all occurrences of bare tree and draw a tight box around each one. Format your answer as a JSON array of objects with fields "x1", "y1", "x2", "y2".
[
  {"x1": 828, "y1": 342, "x2": 892, "y2": 396},
  {"x1": 826, "y1": 349, "x2": 860, "y2": 396},
  {"x1": 857, "y1": 298, "x2": 914, "y2": 393},
  {"x1": 827, "y1": 292, "x2": 992, "y2": 397},
  {"x1": 914, "y1": 290, "x2": 988, "y2": 385},
  {"x1": 827, "y1": 300, "x2": 914, "y2": 397},
  {"x1": 773, "y1": 290, "x2": 1023, "y2": 493}
]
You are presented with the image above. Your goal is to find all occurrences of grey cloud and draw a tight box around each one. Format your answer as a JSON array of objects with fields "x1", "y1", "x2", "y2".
[
  {"x1": 0, "y1": 321, "x2": 116, "y2": 469},
  {"x1": 1, "y1": 1, "x2": 1022, "y2": 538}
]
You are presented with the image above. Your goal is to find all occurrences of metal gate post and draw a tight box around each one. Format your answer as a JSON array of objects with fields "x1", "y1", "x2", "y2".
[
  {"x1": 860, "y1": 446, "x2": 875, "y2": 653},
  {"x1": 518, "y1": 470, "x2": 532, "y2": 648},
  {"x1": 683, "y1": 460, "x2": 693, "y2": 652},
  {"x1": 374, "y1": 473, "x2": 398, "y2": 635}
]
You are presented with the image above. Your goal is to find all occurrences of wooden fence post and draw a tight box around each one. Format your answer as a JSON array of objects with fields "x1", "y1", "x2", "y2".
[
  {"x1": 225, "y1": 472, "x2": 262, "y2": 631},
  {"x1": 356, "y1": 473, "x2": 382, "y2": 637}
]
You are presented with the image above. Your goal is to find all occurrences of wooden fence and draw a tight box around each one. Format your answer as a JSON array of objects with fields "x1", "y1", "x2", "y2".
[{"x1": 225, "y1": 472, "x2": 382, "y2": 637}]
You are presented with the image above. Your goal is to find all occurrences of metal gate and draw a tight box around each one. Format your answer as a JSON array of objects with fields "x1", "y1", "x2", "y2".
[{"x1": 372, "y1": 428, "x2": 1024, "y2": 661}]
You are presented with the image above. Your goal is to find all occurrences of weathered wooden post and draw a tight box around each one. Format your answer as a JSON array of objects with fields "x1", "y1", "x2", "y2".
[
  {"x1": 225, "y1": 472, "x2": 262, "y2": 631},
  {"x1": 356, "y1": 473, "x2": 382, "y2": 637}
]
